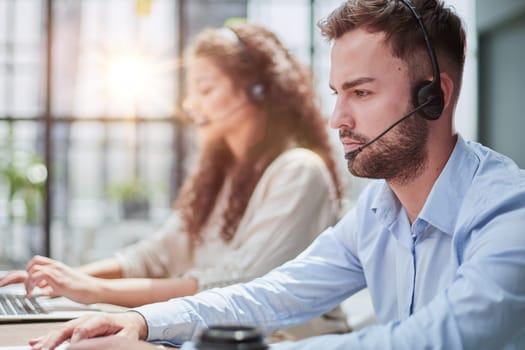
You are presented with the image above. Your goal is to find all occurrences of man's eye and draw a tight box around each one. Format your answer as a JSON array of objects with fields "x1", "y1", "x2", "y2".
[{"x1": 355, "y1": 90, "x2": 369, "y2": 97}]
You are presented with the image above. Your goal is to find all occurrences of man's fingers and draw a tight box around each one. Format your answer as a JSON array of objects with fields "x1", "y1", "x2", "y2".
[
  {"x1": 67, "y1": 336, "x2": 156, "y2": 350},
  {"x1": 29, "y1": 318, "x2": 82, "y2": 350},
  {"x1": 69, "y1": 314, "x2": 123, "y2": 343},
  {"x1": 67, "y1": 338, "x2": 106, "y2": 350},
  {"x1": 29, "y1": 313, "x2": 141, "y2": 350},
  {"x1": 70, "y1": 326, "x2": 94, "y2": 344},
  {"x1": 28, "y1": 336, "x2": 43, "y2": 345}
]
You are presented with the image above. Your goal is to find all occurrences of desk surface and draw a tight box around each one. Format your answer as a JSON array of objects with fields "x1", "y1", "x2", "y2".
[{"x1": 0, "y1": 321, "x2": 63, "y2": 346}]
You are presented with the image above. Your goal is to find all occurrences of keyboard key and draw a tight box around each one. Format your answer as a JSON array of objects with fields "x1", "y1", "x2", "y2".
[{"x1": 0, "y1": 294, "x2": 45, "y2": 315}]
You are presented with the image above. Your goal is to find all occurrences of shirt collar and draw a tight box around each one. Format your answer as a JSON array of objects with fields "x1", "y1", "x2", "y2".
[
  {"x1": 370, "y1": 135, "x2": 480, "y2": 236},
  {"x1": 418, "y1": 135, "x2": 479, "y2": 235}
]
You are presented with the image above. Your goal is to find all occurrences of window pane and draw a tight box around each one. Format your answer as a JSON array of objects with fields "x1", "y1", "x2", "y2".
[
  {"x1": 248, "y1": 0, "x2": 310, "y2": 64},
  {"x1": 0, "y1": 121, "x2": 45, "y2": 267},
  {"x1": 52, "y1": 0, "x2": 179, "y2": 119}
]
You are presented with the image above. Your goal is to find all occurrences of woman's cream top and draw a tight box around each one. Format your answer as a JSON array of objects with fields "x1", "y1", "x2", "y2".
[{"x1": 115, "y1": 148, "x2": 339, "y2": 291}]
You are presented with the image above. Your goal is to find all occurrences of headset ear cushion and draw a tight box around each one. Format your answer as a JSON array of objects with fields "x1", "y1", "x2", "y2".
[
  {"x1": 248, "y1": 83, "x2": 265, "y2": 103},
  {"x1": 416, "y1": 80, "x2": 444, "y2": 120}
]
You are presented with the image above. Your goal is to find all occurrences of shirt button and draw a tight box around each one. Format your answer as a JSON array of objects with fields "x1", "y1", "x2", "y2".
[{"x1": 162, "y1": 327, "x2": 177, "y2": 338}]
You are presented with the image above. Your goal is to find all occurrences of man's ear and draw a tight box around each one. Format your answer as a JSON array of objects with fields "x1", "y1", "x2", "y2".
[{"x1": 439, "y1": 72, "x2": 455, "y2": 112}]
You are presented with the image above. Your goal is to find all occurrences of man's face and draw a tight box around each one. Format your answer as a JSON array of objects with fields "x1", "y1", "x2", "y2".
[{"x1": 329, "y1": 29, "x2": 428, "y2": 184}]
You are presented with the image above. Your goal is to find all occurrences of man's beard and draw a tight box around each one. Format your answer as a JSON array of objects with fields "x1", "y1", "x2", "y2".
[{"x1": 345, "y1": 112, "x2": 429, "y2": 185}]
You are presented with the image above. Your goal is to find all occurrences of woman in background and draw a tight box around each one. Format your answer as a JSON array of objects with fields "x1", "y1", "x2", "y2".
[{"x1": 1, "y1": 22, "x2": 347, "y2": 337}]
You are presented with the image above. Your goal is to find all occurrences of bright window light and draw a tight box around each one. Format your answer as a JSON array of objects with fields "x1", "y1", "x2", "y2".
[{"x1": 106, "y1": 53, "x2": 155, "y2": 101}]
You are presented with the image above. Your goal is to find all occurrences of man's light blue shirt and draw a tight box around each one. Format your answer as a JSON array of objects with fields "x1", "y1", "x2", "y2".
[{"x1": 136, "y1": 136, "x2": 525, "y2": 349}]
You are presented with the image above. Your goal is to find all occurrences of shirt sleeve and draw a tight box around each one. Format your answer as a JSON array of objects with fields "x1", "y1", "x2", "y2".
[
  {"x1": 183, "y1": 149, "x2": 340, "y2": 291},
  {"x1": 114, "y1": 213, "x2": 192, "y2": 278},
  {"x1": 134, "y1": 216, "x2": 365, "y2": 345}
]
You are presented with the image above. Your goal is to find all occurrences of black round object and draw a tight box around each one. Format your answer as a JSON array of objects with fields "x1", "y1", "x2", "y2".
[{"x1": 195, "y1": 325, "x2": 268, "y2": 350}]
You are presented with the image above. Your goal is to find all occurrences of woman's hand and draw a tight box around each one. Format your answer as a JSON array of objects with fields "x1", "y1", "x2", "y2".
[
  {"x1": 29, "y1": 311, "x2": 148, "y2": 350},
  {"x1": 25, "y1": 255, "x2": 104, "y2": 304},
  {"x1": 0, "y1": 270, "x2": 28, "y2": 287}
]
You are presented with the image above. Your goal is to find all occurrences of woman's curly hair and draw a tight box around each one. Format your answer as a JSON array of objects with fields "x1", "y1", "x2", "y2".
[{"x1": 175, "y1": 22, "x2": 342, "y2": 245}]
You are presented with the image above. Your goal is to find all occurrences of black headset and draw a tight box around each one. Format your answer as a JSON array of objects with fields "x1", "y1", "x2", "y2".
[
  {"x1": 398, "y1": 0, "x2": 444, "y2": 120},
  {"x1": 224, "y1": 2, "x2": 442, "y2": 117},
  {"x1": 221, "y1": 27, "x2": 266, "y2": 104}
]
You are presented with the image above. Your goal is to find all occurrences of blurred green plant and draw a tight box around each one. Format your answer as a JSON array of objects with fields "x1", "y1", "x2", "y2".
[
  {"x1": 108, "y1": 179, "x2": 148, "y2": 202},
  {"x1": 108, "y1": 179, "x2": 150, "y2": 219},
  {"x1": 0, "y1": 126, "x2": 47, "y2": 224}
]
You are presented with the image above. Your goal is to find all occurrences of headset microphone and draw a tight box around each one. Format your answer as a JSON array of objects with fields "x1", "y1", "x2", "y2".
[
  {"x1": 344, "y1": 100, "x2": 431, "y2": 160},
  {"x1": 188, "y1": 99, "x2": 249, "y2": 127}
]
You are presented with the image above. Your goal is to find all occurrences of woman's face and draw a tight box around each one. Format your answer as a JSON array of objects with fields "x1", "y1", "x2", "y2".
[{"x1": 184, "y1": 57, "x2": 250, "y2": 140}]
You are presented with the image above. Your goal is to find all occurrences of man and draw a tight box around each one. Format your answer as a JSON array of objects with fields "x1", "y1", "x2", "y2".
[{"x1": 30, "y1": 1, "x2": 525, "y2": 349}]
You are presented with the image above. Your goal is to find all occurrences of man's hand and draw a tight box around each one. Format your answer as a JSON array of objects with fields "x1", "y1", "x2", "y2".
[
  {"x1": 29, "y1": 311, "x2": 148, "y2": 350},
  {"x1": 64, "y1": 335, "x2": 160, "y2": 350}
]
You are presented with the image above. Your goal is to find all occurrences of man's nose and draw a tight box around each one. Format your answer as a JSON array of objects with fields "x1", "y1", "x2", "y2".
[{"x1": 329, "y1": 97, "x2": 354, "y2": 130}]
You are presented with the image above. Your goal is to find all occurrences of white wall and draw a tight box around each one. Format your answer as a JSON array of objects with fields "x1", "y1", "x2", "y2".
[{"x1": 445, "y1": 0, "x2": 478, "y2": 141}]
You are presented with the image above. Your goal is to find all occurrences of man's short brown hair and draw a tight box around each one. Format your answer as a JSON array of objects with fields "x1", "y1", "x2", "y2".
[{"x1": 318, "y1": 0, "x2": 466, "y2": 92}]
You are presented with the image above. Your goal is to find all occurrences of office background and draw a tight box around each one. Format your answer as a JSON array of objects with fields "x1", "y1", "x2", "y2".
[{"x1": 0, "y1": 0, "x2": 523, "y2": 269}]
